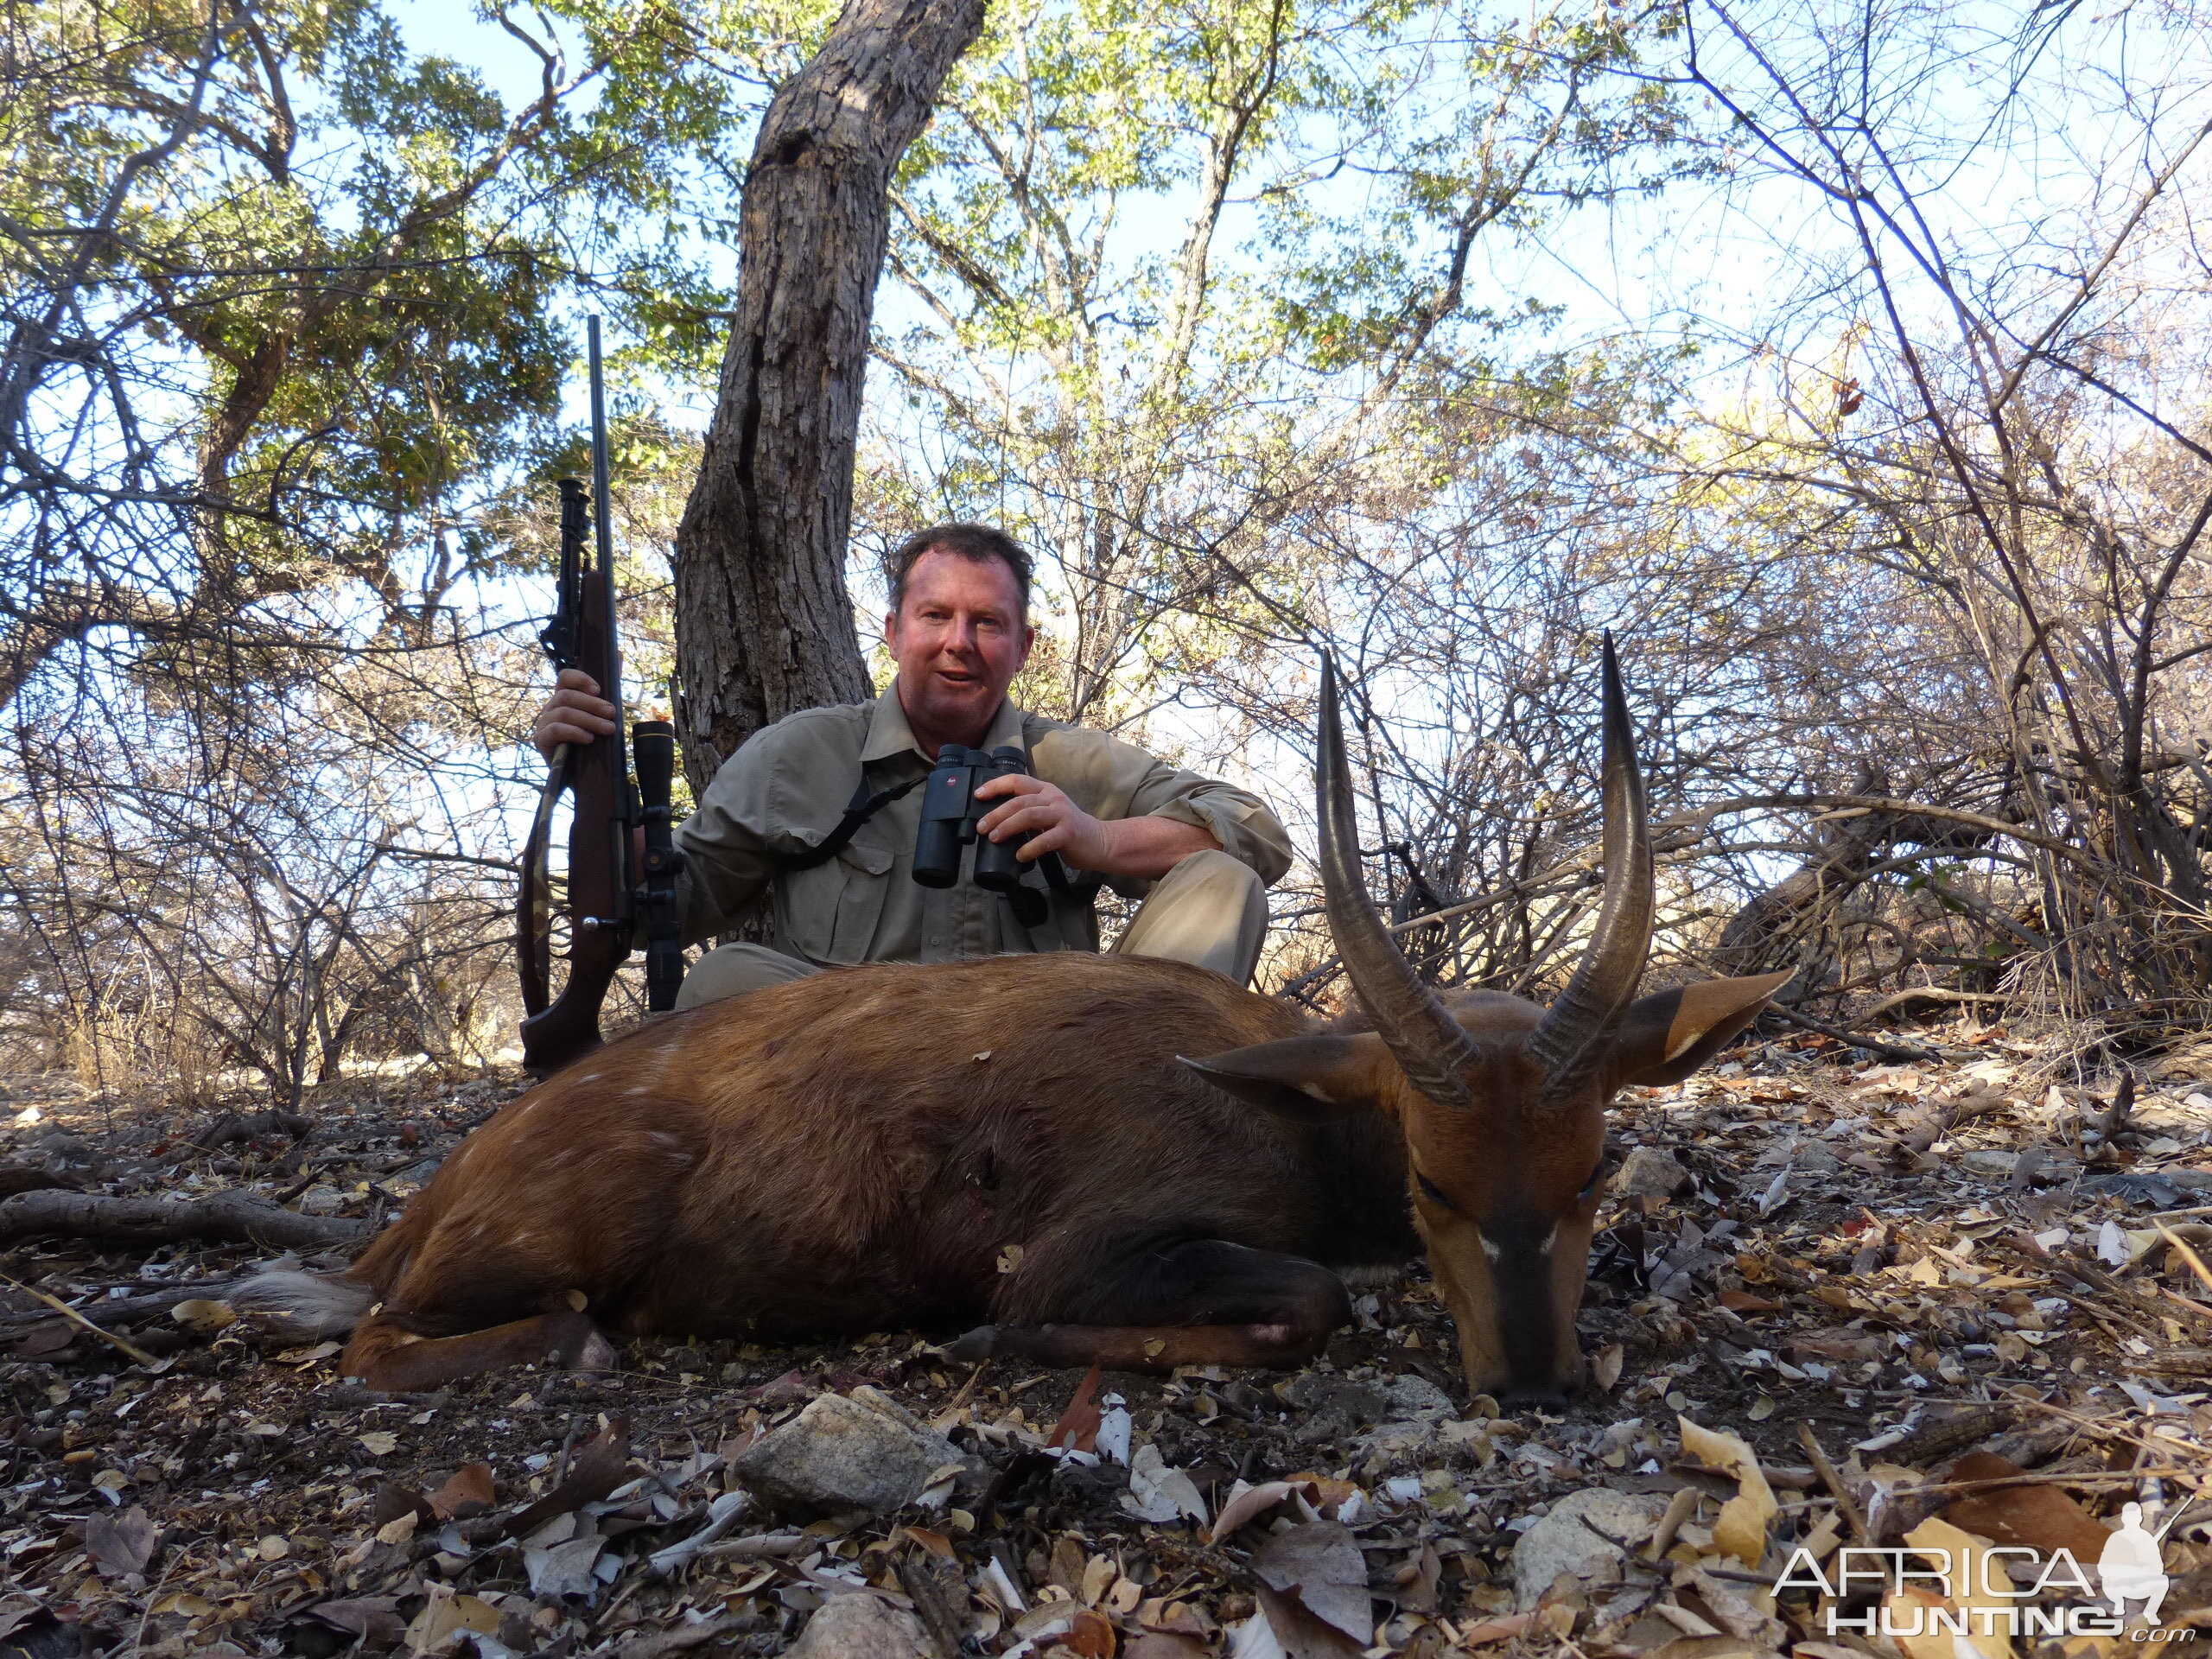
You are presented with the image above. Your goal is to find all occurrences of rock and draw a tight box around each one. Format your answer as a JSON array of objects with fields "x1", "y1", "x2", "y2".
[
  {"x1": 1510, "y1": 1488, "x2": 1670, "y2": 1610},
  {"x1": 1284, "y1": 1370, "x2": 1452, "y2": 1427},
  {"x1": 733, "y1": 1390, "x2": 961, "y2": 1518},
  {"x1": 1613, "y1": 1147, "x2": 1691, "y2": 1199},
  {"x1": 296, "y1": 1186, "x2": 346, "y2": 1217},
  {"x1": 785, "y1": 1592, "x2": 931, "y2": 1659},
  {"x1": 1791, "y1": 1140, "x2": 1841, "y2": 1174}
]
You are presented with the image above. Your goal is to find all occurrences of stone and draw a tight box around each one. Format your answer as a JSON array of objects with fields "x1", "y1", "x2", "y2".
[
  {"x1": 1613, "y1": 1147, "x2": 1691, "y2": 1199},
  {"x1": 1510, "y1": 1488, "x2": 1671, "y2": 1610},
  {"x1": 733, "y1": 1390, "x2": 962, "y2": 1518},
  {"x1": 296, "y1": 1186, "x2": 346, "y2": 1217},
  {"x1": 1791, "y1": 1140, "x2": 1841, "y2": 1174},
  {"x1": 785, "y1": 1592, "x2": 931, "y2": 1659},
  {"x1": 1283, "y1": 1370, "x2": 1453, "y2": 1430}
]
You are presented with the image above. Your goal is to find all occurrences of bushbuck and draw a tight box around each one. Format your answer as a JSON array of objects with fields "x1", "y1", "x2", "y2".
[{"x1": 241, "y1": 645, "x2": 1786, "y2": 1405}]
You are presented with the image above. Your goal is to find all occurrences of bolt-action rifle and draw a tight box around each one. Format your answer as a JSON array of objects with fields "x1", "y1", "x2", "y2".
[{"x1": 518, "y1": 317, "x2": 685, "y2": 1074}]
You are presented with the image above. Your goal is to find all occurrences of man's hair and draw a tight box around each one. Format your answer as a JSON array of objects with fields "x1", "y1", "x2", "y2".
[{"x1": 887, "y1": 523, "x2": 1033, "y2": 618}]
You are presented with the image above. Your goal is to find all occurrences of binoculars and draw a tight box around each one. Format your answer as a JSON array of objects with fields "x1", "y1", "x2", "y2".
[{"x1": 912, "y1": 744, "x2": 1073, "y2": 925}]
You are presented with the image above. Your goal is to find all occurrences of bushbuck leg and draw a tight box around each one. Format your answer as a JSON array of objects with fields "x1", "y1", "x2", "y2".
[
  {"x1": 955, "y1": 1237, "x2": 1353, "y2": 1371},
  {"x1": 341, "y1": 1305, "x2": 617, "y2": 1390}
]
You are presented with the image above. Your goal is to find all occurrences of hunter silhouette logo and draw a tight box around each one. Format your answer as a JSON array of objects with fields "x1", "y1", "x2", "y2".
[
  {"x1": 1780, "y1": 1499, "x2": 2199, "y2": 1644},
  {"x1": 2100, "y1": 1503, "x2": 2171, "y2": 1625}
]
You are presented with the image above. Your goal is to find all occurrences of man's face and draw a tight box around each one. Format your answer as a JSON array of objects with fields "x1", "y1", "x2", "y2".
[{"x1": 885, "y1": 550, "x2": 1033, "y2": 747}]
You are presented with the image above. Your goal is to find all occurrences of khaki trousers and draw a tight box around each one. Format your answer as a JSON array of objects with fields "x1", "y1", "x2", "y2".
[{"x1": 674, "y1": 849, "x2": 1268, "y2": 1009}]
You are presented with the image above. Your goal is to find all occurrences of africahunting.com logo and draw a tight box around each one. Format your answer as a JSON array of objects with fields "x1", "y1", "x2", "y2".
[{"x1": 1778, "y1": 1505, "x2": 2196, "y2": 1643}]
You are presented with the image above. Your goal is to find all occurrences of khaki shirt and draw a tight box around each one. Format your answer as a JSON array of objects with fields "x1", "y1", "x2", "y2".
[{"x1": 673, "y1": 683, "x2": 1292, "y2": 966}]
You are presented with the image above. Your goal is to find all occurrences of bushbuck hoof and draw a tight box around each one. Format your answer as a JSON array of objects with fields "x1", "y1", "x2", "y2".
[
  {"x1": 948, "y1": 1324, "x2": 1001, "y2": 1362},
  {"x1": 568, "y1": 1327, "x2": 619, "y2": 1373},
  {"x1": 543, "y1": 1308, "x2": 618, "y2": 1373}
]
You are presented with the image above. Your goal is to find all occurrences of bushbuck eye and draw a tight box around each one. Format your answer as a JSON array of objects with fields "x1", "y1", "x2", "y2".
[{"x1": 1416, "y1": 1172, "x2": 1456, "y2": 1211}]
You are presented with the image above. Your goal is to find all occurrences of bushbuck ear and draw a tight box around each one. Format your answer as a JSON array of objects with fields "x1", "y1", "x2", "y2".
[
  {"x1": 1179, "y1": 1033, "x2": 1390, "y2": 1122},
  {"x1": 1607, "y1": 970, "x2": 1795, "y2": 1088}
]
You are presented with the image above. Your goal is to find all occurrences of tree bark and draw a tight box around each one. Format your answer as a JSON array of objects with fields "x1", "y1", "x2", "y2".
[{"x1": 672, "y1": 0, "x2": 987, "y2": 784}]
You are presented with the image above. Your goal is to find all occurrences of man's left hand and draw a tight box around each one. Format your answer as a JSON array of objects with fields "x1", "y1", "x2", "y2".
[
  {"x1": 973, "y1": 773, "x2": 1221, "y2": 880},
  {"x1": 973, "y1": 772, "x2": 1111, "y2": 871}
]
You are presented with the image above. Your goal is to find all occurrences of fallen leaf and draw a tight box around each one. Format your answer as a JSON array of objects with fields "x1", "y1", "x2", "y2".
[
  {"x1": 1243, "y1": 1583, "x2": 1367, "y2": 1659},
  {"x1": 1124, "y1": 1637, "x2": 1208, "y2": 1659},
  {"x1": 168, "y1": 1297, "x2": 238, "y2": 1334},
  {"x1": 1081, "y1": 1553, "x2": 1118, "y2": 1606},
  {"x1": 356, "y1": 1430, "x2": 398, "y2": 1456},
  {"x1": 1048, "y1": 1363, "x2": 1103, "y2": 1452},
  {"x1": 429, "y1": 1461, "x2": 496, "y2": 1519},
  {"x1": 1590, "y1": 1342, "x2": 1624, "y2": 1393},
  {"x1": 12, "y1": 1321, "x2": 73, "y2": 1359},
  {"x1": 374, "y1": 1510, "x2": 418, "y2": 1547},
  {"x1": 524, "y1": 1534, "x2": 606, "y2": 1597},
  {"x1": 1455, "y1": 1612, "x2": 1534, "y2": 1646},
  {"x1": 302, "y1": 1597, "x2": 404, "y2": 1646},
  {"x1": 84, "y1": 1505, "x2": 156, "y2": 1579},
  {"x1": 1250, "y1": 1520, "x2": 1372, "y2": 1647},
  {"x1": 1938, "y1": 1453, "x2": 2112, "y2": 1564},
  {"x1": 1891, "y1": 1516, "x2": 2013, "y2": 1659},
  {"x1": 1718, "y1": 1290, "x2": 1783, "y2": 1314},
  {"x1": 1210, "y1": 1479, "x2": 1306, "y2": 1542},
  {"x1": 1678, "y1": 1417, "x2": 1777, "y2": 1567},
  {"x1": 404, "y1": 1591, "x2": 501, "y2": 1650},
  {"x1": 504, "y1": 1419, "x2": 632, "y2": 1539},
  {"x1": 1121, "y1": 1443, "x2": 1208, "y2": 1525},
  {"x1": 1066, "y1": 1607, "x2": 1117, "y2": 1657}
]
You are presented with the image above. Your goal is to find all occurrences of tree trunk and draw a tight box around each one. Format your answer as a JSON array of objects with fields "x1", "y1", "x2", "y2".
[{"x1": 672, "y1": 0, "x2": 986, "y2": 785}]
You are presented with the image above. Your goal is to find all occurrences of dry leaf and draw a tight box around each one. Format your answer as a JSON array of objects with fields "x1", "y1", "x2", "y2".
[
  {"x1": 404, "y1": 1591, "x2": 501, "y2": 1651},
  {"x1": 1899, "y1": 1514, "x2": 2022, "y2": 1650},
  {"x1": 504, "y1": 1418, "x2": 632, "y2": 1539},
  {"x1": 1210, "y1": 1480, "x2": 1308, "y2": 1542},
  {"x1": 1048, "y1": 1363, "x2": 1103, "y2": 1452},
  {"x1": 1125, "y1": 1637, "x2": 1208, "y2": 1659},
  {"x1": 170, "y1": 1299, "x2": 236, "y2": 1332},
  {"x1": 1066, "y1": 1607, "x2": 1117, "y2": 1657},
  {"x1": 356, "y1": 1430, "x2": 398, "y2": 1456},
  {"x1": 1249, "y1": 1520, "x2": 1372, "y2": 1647},
  {"x1": 1591, "y1": 1343, "x2": 1624, "y2": 1392},
  {"x1": 1121, "y1": 1444, "x2": 1208, "y2": 1525},
  {"x1": 84, "y1": 1505, "x2": 156, "y2": 1579},
  {"x1": 1718, "y1": 1290, "x2": 1783, "y2": 1314},
  {"x1": 1456, "y1": 1612, "x2": 1534, "y2": 1646},
  {"x1": 374, "y1": 1510, "x2": 418, "y2": 1546},
  {"x1": 1939, "y1": 1452, "x2": 2111, "y2": 1560},
  {"x1": 429, "y1": 1461, "x2": 496, "y2": 1519},
  {"x1": 1677, "y1": 1417, "x2": 1777, "y2": 1567}
]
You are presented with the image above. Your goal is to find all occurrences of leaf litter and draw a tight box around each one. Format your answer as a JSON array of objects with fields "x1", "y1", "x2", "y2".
[{"x1": 1, "y1": 1039, "x2": 2210, "y2": 1654}]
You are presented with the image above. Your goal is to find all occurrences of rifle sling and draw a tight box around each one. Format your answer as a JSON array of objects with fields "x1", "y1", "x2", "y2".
[{"x1": 783, "y1": 774, "x2": 925, "y2": 870}]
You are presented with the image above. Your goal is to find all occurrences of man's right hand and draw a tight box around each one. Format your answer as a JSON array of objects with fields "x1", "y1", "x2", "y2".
[{"x1": 533, "y1": 668, "x2": 618, "y2": 761}]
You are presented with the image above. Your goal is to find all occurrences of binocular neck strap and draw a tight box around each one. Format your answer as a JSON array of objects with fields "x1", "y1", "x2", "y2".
[{"x1": 784, "y1": 773, "x2": 925, "y2": 870}]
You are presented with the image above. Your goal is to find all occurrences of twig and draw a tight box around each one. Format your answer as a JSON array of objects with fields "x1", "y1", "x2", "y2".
[
  {"x1": 2, "y1": 1273, "x2": 160, "y2": 1366},
  {"x1": 1798, "y1": 1425, "x2": 1868, "y2": 1543},
  {"x1": 692, "y1": 1531, "x2": 809, "y2": 1561},
  {"x1": 1761, "y1": 1002, "x2": 1960, "y2": 1065}
]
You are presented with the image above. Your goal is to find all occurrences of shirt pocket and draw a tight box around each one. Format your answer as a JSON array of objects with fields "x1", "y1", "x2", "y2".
[{"x1": 779, "y1": 837, "x2": 895, "y2": 965}]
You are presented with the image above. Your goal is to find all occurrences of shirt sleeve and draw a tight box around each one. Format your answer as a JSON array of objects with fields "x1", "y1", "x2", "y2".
[
  {"x1": 671, "y1": 708, "x2": 864, "y2": 946},
  {"x1": 1029, "y1": 720, "x2": 1294, "y2": 888}
]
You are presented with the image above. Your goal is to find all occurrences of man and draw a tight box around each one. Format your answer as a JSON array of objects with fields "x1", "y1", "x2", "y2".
[{"x1": 533, "y1": 523, "x2": 1290, "y2": 1007}]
